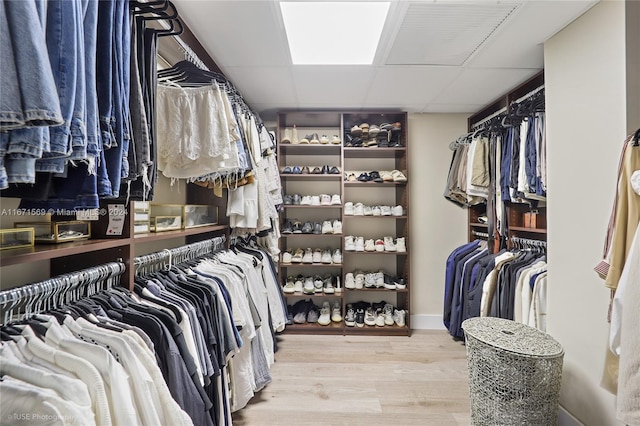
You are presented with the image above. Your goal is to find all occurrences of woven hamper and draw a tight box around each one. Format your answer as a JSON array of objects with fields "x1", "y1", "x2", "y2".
[{"x1": 461, "y1": 317, "x2": 564, "y2": 426}]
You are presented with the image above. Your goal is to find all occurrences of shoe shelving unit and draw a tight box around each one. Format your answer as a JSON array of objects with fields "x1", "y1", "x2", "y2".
[{"x1": 277, "y1": 110, "x2": 410, "y2": 336}]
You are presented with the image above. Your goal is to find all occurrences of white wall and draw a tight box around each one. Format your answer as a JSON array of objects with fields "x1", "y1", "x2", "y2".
[
  {"x1": 408, "y1": 113, "x2": 468, "y2": 328},
  {"x1": 545, "y1": 1, "x2": 628, "y2": 425}
]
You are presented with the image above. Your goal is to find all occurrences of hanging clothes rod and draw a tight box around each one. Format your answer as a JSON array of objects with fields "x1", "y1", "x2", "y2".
[
  {"x1": 133, "y1": 236, "x2": 227, "y2": 275},
  {"x1": 471, "y1": 106, "x2": 508, "y2": 130},
  {"x1": 510, "y1": 236, "x2": 547, "y2": 250},
  {"x1": 0, "y1": 262, "x2": 125, "y2": 325},
  {"x1": 514, "y1": 84, "x2": 545, "y2": 104},
  {"x1": 472, "y1": 230, "x2": 490, "y2": 240}
]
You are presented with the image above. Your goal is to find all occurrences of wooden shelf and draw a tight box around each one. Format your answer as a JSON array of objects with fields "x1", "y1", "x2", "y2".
[
  {"x1": 345, "y1": 288, "x2": 409, "y2": 293},
  {"x1": 134, "y1": 224, "x2": 229, "y2": 243},
  {"x1": 509, "y1": 226, "x2": 547, "y2": 234},
  {"x1": 280, "y1": 263, "x2": 343, "y2": 268},
  {"x1": 280, "y1": 174, "x2": 342, "y2": 180},
  {"x1": 283, "y1": 322, "x2": 344, "y2": 334},
  {"x1": 0, "y1": 238, "x2": 131, "y2": 266},
  {"x1": 343, "y1": 147, "x2": 406, "y2": 158},
  {"x1": 344, "y1": 325, "x2": 410, "y2": 336},
  {"x1": 279, "y1": 144, "x2": 342, "y2": 155},
  {"x1": 343, "y1": 251, "x2": 408, "y2": 255},
  {"x1": 282, "y1": 205, "x2": 342, "y2": 209},
  {"x1": 343, "y1": 215, "x2": 407, "y2": 219},
  {"x1": 281, "y1": 233, "x2": 343, "y2": 237},
  {"x1": 282, "y1": 292, "x2": 344, "y2": 298},
  {"x1": 470, "y1": 222, "x2": 488, "y2": 228},
  {"x1": 344, "y1": 181, "x2": 407, "y2": 186}
]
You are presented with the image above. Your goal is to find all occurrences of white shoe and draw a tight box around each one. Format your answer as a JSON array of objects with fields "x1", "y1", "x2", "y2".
[
  {"x1": 321, "y1": 248, "x2": 332, "y2": 264},
  {"x1": 375, "y1": 311, "x2": 386, "y2": 327},
  {"x1": 332, "y1": 249, "x2": 342, "y2": 264},
  {"x1": 375, "y1": 239, "x2": 384, "y2": 252},
  {"x1": 364, "y1": 239, "x2": 375, "y2": 252},
  {"x1": 310, "y1": 195, "x2": 321, "y2": 206},
  {"x1": 314, "y1": 276, "x2": 324, "y2": 293},
  {"x1": 355, "y1": 272, "x2": 365, "y2": 289},
  {"x1": 354, "y1": 203, "x2": 365, "y2": 216},
  {"x1": 395, "y1": 237, "x2": 406, "y2": 253},
  {"x1": 383, "y1": 304, "x2": 394, "y2": 325},
  {"x1": 364, "y1": 273, "x2": 376, "y2": 288},
  {"x1": 331, "y1": 135, "x2": 341, "y2": 145},
  {"x1": 332, "y1": 220, "x2": 342, "y2": 234},
  {"x1": 320, "y1": 194, "x2": 331, "y2": 206},
  {"x1": 381, "y1": 205, "x2": 392, "y2": 216},
  {"x1": 355, "y1": 236, "x2": 365, "y2": 252},
  {"x1": 372, "y1": 206, "x2": 381, "y2": 216},
  {"x1": 318, "y1": 302, "x2": 331, "y2": 326},
  {"x1": 335, "y1": 276, "x2": 342, "y2": 293},
  {"x1": 345, "y1": 236, "x2": 356, "y2": 251},
  {"x1": 294, "y1": 276, "x2": 303, "y2": 293},
  {"x1": 384, "y1": 236, "x2": 396, "y2": 252},
  {"x1": 345, "y1": 273, "x2": 355, "y2": 289},
  {"x1": 345, "y1": 306, "x2": 356, "y2": 327},
  {"x1": 322, "y1": 220, "x2": 333, "y2": 234},
  {"x1": 312, "y1": 248, "x2": 322, "y2": 263},
  {"x1": 302, "y1": 248, "x2": 313, "y2": 263},
  {"x1": 365, "y1": 308, "x2": 376, "y2": 326},
  {"x1": 303, "y1": 277, "x2": 315, "y2": 294},
  {"x1": 375, "y1": 271, "x2": 384, "y2": 287},
  {"x1": 393, "y1": 309, "x2": 406, "y2": 327},
  {"x1": 281, "y1": 128, "x2": 292, "y2": 144},
  {"x1": 330, "y1": 194, "x2": 342, "y2": 205},
  {"x1": 320, "y1": 135, "x2": 329, "y2": 144},
  {"x1": 323, "y1": 277, "x2": 335, "y2": 294},
  {"x1": 344, "y1": 202, "x2": 354, "y2": 215},
  {"x1": 282, "y1": 250, "x2": 293, "y2": 263},
  {"x1": 391, "y1": 205, "x2": 404, "y2": 216},
  {"x1": 331, "y1": 301, "x2": 342, "y2": 322},
  {"x1": 300, "y1": 195, "x2": 312, "y2": 205},
  {"x1": 283, "y1": 276, "x2": 295, "y2": 293},
  {"x1": 363, "y1": 205, "x2": 373, "y2": 216}
]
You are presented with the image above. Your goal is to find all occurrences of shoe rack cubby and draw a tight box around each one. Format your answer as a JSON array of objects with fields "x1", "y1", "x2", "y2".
[{"x1": 277, "y1": 111, "x2": 410, "y2": 336}]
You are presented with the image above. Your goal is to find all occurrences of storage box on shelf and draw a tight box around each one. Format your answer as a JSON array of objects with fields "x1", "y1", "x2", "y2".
[{"x1": 277, "y1": 110, "x2": 410, "y2": 336}]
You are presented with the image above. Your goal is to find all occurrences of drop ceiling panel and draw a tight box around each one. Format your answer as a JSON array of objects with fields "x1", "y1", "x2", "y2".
[
  {"x1": 423, "y1": 103, "x2": 487, "y2": 114},
  {"x1": 432, "y1": 68, "x2": 540, "y2": 105},
  {"x1": 173, "y1": 1, "x2": 290, "y2": 67},
  {"x1": 365, "y1": 66, "x2": 464, "y2": 105},
  {"x1": 292, "y1": 67, "x2": 376, "y2": 106},
  {"x1": 386, "y1": 2, "x2": 520, "y2": 66},
  {"x1": 222, "y1": 67, "x2": 296, "y2": 106}
]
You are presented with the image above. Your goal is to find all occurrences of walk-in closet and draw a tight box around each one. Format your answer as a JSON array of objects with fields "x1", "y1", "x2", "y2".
[{"x1": 1, "y1": 1, "x2": 639, "y2": 425}]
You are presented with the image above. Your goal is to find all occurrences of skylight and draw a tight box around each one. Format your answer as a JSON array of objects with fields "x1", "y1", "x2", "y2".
[{"x1": 280, "y1": 2, "x2": 390, "y2": 65}]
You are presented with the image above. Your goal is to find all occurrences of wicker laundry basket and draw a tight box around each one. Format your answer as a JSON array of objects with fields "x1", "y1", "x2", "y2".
[{"x1": 461, "y1": 317, "x2": 564, "y2": 426}]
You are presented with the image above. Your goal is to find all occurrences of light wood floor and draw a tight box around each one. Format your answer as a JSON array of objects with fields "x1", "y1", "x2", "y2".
[{"x1": 232, "y1": 330, "x2": 471, "y2": 426}]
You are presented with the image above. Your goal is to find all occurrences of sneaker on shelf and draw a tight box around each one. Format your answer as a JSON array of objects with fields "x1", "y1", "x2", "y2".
[
  {"x1": 291, "y1": 125, "x2": 299, "y2": 144},
  {"x1": 302, "y1": 221, "x2": 313, "y2": 234},
  {"x1": 355, "y1": 272, "x2": 365, "y2": 289},
  {"x1": 314, "y1": 275, "x2": 324, "y2": 293},
  {"x1": 332, "y1": 220, "x2": 342, "y2": 234},
  {"x1": 320, "y1": 194, "x2": 331, "y2": 206},
  {"x1": 310, "y1": 133, "x2": 320, "y2": 144},
  {"x1": 300, "y1": 134, "x2": 312, "y2": 144},
  {"x1": 283, "y1": 195, "x2": 293, "y2": 205},
  {"x1": 344, "y1": 201, "x2": 354, "y2": 215},
  {"x1": 286, "y1": 307, "x2": 294, "y2": 325},
  {"x1": 391, "y1": 205, "x2": 404, "y2": 216},
  {"x1": 323, "y1": 276, "x2": 335, "y2": 294},
  {"x1": 396, "y1": 237, "x2": 407, "y2": 253},
  {"x1": 331, "y1": 301, "x2": 342, "y2": 322},
  {"x1": 310, "y1": 195, "x2": 321, "y2": 206},
  {"x1": 282, "y1": 220, "x2": 293, "y2": 234},
  {"x1": 383, "y1": 304, "x2": 395, "y2": 326},
  {"x1": 364, "y1": 273, "x2": 376, "y2": 288},
  {"x1": 294, "y1": 275, "x2": 304, "y2": 293},
  {"x1": 369, "y1": 124, "x2": 380, "y2": 138},
  {"x1": 375, "y1": 271, "x2": 385, "y2": 288},
  {"x1": 345, "y1": 236, "x2": 356, "y2": 251},
  {"x1": 375, "y1": 239, "x2": 385, "y2": 252},
  {"x1": 303, "y1": 277, "x2": 315, "y2": 295},
  {"x1": 292, "y1": 194, "x2": 302, "y2": 205},
  {"x1": 321, "y1": 248, "x2": 333, "y2": 264},
  {"x1": 292, "y1": 300, "x2": 309, "y2": 324},
  {"x1": 393, "y1": 309, "x2": 406, "y2": 327},
  {"x1": 321, "y1": 220, "x2": 333, "y2": 234},
  {"x1": 319, "y1": 135, "x2": 329, "y2": 144},
  {"x1": 300, "y1": 195, "x2": 312, "y2": 205},
  {"x1": 282, "y1": 250, "x2": 293, "y2": 264},
  {"x1": 291, "y1": 248, "x2": 304, "y2": 263},
  {"x1": 331, "y1": 135, "x2": 341, "y2": 144},
  {"x1": 345, "y1": 172, "x2": 357, "y2": 182},
  {"x1": 345, "y1": 273, "x2": 356, "y2": 289},
  {"x1": 394, "y1": 277, "x2": 406, "y2": 290},
  {"x1": 283, "y1": 276, "x2": 295, "y2": 293},
  {"x1": 380, "y1": 170, "x2": 393, "y2": 182},
  {"x1": 380, "y1": 205, "x2": 392, "y2": 216},
  {"x1": 313, "y1": 222, "x2": 322, "y2": 235},
  {"x1": 355, "y1": 236, "x2": 365, "y2": 252},
  {"x1": 335, "y1": 275, "x2": 342, "y2": 293},
  {"x1": 383, "y1": 274, "x2": 396, "y2": 290},
  {"x1": 391, "y1": 170, "x2": 408, "y2": 182},
  {"x1": 292, "y1": 220, "x2": 303, "y2": 234},
  {"x1": 318, "y1": 302, "x2": 331, "y2": 326},
  {"x1": 312, "y1": 248, "x2": 323, "y2": 263},
  {"x1": 354, "y1": 202, "x2": 365, "y2": 216},
  {"x1": 330, "y1": 194, "x2": 342, "y2": 205},
  {"x1": 332, "y1": 249, "x2": 342, "y2": 264},
  {"x1": 345, "y1": 305, "x2": 356, "y2": 327},
  {"x1": 364, "y1": 307, "x2": 376, "y2": 326},
  {"x1": 375, "y1": 311, "x2": 386, "y2": 327},
  {"x1": 370, "y1": 171, "x2": 383, "y2": 183},
  {"x1": 355, "y1": 308, "x2": 365, "y2": 327},
  {"x1": 384, "y1": 236, "x2": 396, "y2": 252},
  {"x1": 363, "y1": 205, "x2": 373, "y2": 216},
  {"x1": 307, "y1": 304, "x2": 320, "y2": 323},
  {"x1": 364, "y1": 239, "x2": 375, "y2": 252},
  {"x1": 281, "y1": 128, "x2": 292, "y2": 144},
  {"x1": 301, "y1": 166, "x2": 310, "y2": 174},
  {"x1": 350, "y1": 124, "x2": 362, "y2": 137},
  {"x1": 302, "y1": 248, "x2": 313, "y2": 263},
  {"x1": 372, "y1": 206, "x2": 381, "y2": 216}
]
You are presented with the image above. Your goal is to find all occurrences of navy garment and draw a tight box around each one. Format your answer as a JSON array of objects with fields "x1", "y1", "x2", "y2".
[
  {"x1": 500, "y1": 128, "x2": 513, "y2": 202},
  {"x1": 443, "y1": 240, "x2": 480, "y2": 329},
  {"x1": 450, "y1": 248, "x2": 489, "y2": 339}
]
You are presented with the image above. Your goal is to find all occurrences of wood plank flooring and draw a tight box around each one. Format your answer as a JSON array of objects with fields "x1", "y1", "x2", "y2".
[{"x1": 232, "y1": 330, "x2": 471, "y2": 426}]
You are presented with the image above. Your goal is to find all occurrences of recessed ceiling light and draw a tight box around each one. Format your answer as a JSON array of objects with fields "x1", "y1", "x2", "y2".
[{"x1": 280, "y1": 2, "x2": 390, "y2": 65}]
